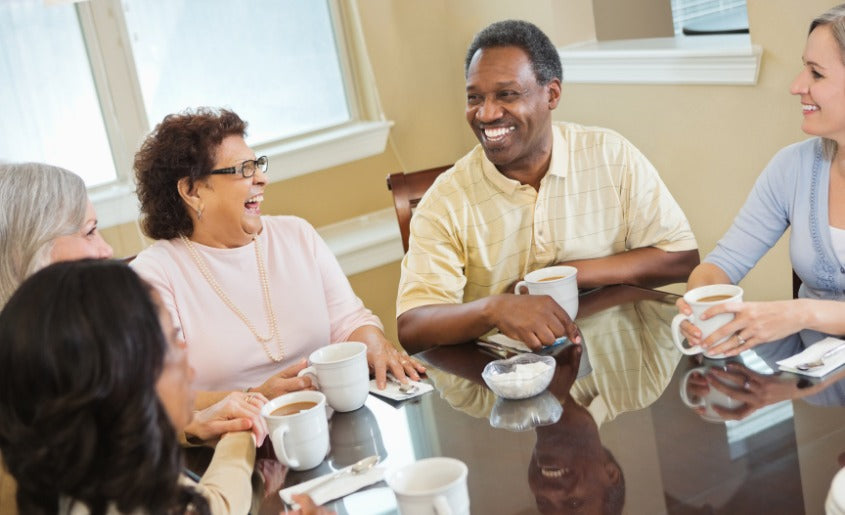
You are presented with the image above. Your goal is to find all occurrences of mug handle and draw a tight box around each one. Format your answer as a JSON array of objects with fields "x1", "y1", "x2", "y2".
[
  {"x1": 433, "y1": 495, "x2": 453, "y2": 515},
  {"x1": 671, "y1": 314, "x2": 703, "y2": 356},
  {"x1": 514, "y1": 280, "x2": 528, "y2": 295},
  {"x1": 272, "y1": 424, "x2": 300, "y2": 469},
  {"x1": 297, "y1": 366, "x2": 320, "y2": 389},
  {"x1": 679, "y1": 368, "x2": 707, "y2": 408}
]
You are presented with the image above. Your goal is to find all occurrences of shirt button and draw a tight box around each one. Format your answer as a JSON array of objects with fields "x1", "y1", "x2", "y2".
[{"x1": 840, "y1": 267, "x2": 845, "y2": 273}]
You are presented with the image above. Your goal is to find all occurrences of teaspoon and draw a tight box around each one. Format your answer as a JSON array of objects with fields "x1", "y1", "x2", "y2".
[{"x1": 298, "y1": 455, "x2": 380, "y2": 496}]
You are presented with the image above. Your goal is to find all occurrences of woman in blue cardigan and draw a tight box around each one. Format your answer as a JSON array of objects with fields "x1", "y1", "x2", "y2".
[{"x1": 679, "y1": 3, "x2": 845, "y2": 357}]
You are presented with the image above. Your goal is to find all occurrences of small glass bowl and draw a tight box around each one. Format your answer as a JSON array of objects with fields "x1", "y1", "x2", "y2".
[{"x1": 482, "y1": 353, "x2": 555, "y2": 400}]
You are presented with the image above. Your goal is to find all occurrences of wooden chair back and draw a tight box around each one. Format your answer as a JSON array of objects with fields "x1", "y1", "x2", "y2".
[{"x1": 386, "y1": 165, "x2": 451, "y2": 253}]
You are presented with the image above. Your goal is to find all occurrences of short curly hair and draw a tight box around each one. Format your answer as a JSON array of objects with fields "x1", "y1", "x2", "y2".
[
  {"x1": 464, "y1": 20, "x2": 562, "y2": 85},
  {"x1": 134, "y1": 107, "x2": 247, "y2": 240}
]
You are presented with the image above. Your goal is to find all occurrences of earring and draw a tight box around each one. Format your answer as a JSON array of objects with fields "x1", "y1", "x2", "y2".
[{"x1": 196, "y1": 206, "x2": 203, "y2": 220}]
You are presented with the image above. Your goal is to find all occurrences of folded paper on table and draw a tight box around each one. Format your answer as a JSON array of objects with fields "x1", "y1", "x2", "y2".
[
  {"x1": 777, "y1": 337, "x2": 845, "y2": 377},
  {"x1": 280, "y1": 464, "x2": 386, "y2": 507},
  {"x1": 368, "y1": 379, "x2": 433, "y2": 401}
]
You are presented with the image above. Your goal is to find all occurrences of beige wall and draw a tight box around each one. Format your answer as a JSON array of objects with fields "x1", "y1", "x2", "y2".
[{"x1": 103, "y1": 0, "x2": 831, "y2": 342}]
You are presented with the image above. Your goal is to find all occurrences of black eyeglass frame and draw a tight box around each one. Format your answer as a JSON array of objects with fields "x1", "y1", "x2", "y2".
[{"x1": 208, "y1": 155, "x2": 269, "y2": 178}]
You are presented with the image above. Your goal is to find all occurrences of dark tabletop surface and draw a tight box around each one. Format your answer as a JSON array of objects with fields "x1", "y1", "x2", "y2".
[{"x1": 194, "y1": 285, "x2": 845, "y2": 514}]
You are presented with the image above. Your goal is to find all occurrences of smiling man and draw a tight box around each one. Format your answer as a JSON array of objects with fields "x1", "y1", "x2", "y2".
[{"x1": 396, "y1": 20, "x2": 699, "y2": 352}]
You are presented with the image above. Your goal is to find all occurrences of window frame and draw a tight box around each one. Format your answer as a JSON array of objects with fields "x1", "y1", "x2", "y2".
[{"x1": 74, "y1": 0, "x2": 390, "y2": 228}]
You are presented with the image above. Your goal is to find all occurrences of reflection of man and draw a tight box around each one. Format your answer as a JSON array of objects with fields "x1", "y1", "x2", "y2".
[
  {"x1": 528, "y1": 398, "x2": 625, "y2": 514},
  {"x1": 397, "y1": 20, "x2": 698, "y2": 352}
]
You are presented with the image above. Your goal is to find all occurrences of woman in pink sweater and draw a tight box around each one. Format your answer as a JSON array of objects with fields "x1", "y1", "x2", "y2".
[{"x1": 131, "y1": 108, "x2": 424, "y2": 410}]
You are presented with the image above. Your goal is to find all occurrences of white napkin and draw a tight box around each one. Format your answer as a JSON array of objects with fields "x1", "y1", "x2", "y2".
[
  {"x1": 279, "y1": 464, "x2": 386, "y2": 507},
  {"x1": 368, "y1": 378, "x2": 433, "y2": 401},
  {"x1": 777, "y1": 337, "x2": 845, "y2": 377}
]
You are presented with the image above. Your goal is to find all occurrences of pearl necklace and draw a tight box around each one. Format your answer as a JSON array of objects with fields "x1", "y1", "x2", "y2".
[{"x1": 180, "y1": 234, "x2": 284, "y2": 362}]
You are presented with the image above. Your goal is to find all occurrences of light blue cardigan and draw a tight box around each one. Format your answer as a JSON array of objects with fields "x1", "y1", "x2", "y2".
[{"x1": 704, "y1": 138, "x2": 845, "y2": 344}]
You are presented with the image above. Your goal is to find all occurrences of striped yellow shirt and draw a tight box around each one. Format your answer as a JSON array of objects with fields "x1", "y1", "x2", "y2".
[{"x1": 397, "y1": 121, "x2": 697, "y2": 315}]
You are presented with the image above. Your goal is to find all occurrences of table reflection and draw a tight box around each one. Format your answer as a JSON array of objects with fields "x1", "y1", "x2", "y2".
[{"x1": 191, "y1": 285, "x2": 845, "y2": 514}]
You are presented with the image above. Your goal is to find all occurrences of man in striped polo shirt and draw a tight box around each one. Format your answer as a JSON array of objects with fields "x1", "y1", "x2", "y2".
[{"x1": 396, "y1": 20, "x2": 699, "y2": 353}]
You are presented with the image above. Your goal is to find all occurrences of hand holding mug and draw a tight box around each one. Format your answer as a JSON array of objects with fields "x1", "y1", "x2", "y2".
[
  {"x1": 671, "y1": 284, "x2": 744, "y2": 359},
  {"x1": 185, "y1": 390, "x2": 269, "y2": 445}
]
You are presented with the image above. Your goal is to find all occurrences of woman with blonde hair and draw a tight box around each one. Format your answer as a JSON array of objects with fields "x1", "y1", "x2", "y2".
[
  {"x1": 0, "y1": 162, "x2": 113, "y2": 307},
  {"x1": 679, "y1": 4, "x2": 845, "y2": 356}
]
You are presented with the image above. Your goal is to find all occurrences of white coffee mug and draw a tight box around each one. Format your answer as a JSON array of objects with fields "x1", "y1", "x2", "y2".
[
  {"x1": 679, "y1": 366, "x2": 744, "y2": 423},
  {"x1": 297, "y1": 341, "x2": 369, "y2": 412},
  {"x1": 386, "y1": 457, "x2": 470, "y2": 515},
  {"x1": 671, "y1": 284, "x2": 744, "y2": 359},
  {"x1": 514, "y1": 265, "x2": 579, "y2": 319},
  {"x1": 261, "y1": 391, "x2": 329, "y2": 470}
]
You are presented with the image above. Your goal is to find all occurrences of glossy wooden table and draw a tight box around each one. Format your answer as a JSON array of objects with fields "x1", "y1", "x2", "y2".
[{"x1": 221, "y1": 285, "x2": 845, "y2": 514}]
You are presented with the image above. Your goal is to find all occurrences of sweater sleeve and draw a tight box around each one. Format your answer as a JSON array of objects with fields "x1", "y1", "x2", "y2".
[
  {"x1": 190, "y1": 431, "x2": 256, "y2": 514},
  {"x1": 704, "y1": 147, "x2": 795, "y2": 283},
  {"x1": 304, "y1": 221, "x2": 384, "y2": 342}
]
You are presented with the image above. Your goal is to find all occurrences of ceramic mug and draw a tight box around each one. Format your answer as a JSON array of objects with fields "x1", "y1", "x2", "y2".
[
  {"x1": 679, "y1": 366, "x2": 744, "y2": 423},
  {"x1": 386, "y1": 457, "x2": 470, "y2": 515},
  {"x1": 297, "y1": 341, "x2": 369, "y2": 412},
  {"x1": 515, "y1": 265, "x2": 579, "y2": 319},
  {"x1": 671, "y1": 284, "x2": 744, "y2": 359},
  {"x1": 261, "y1": 391, "x2": 329, "y2": 470}
]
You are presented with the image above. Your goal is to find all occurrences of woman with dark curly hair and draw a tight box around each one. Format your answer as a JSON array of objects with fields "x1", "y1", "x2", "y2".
[
  {"x1": 0, "y1": 260, "x2": 262, "y2": 513},
  {"x1": 131, "y1": 108, "x2": 425, "y2": 410}
]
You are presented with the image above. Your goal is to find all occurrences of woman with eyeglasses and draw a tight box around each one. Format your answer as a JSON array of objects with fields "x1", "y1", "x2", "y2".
[
  {"x1": 0, "y1": 260, "x2": 328, "y2": 514},
  {"x1": 131, "y1": 107, "x2": 425, "y2": 411}
]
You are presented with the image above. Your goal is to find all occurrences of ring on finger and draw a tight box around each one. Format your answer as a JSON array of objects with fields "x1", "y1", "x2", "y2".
[
  {"x1": 743, "y1": 379, "x2": 751, "y2": 390},
  {"x1": 736, "y1": 334, "x2": 747, "y2": 346}
]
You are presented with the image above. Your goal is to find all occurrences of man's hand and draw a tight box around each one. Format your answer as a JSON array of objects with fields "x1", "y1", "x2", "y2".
[{"x1": 486, "y1": 294, "x2": 581, "y2": 350}]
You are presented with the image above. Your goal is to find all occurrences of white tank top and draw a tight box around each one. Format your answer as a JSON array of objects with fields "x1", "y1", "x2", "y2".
[{"x1": 829, "y1": 225, "x2": 845, "y2": 259}]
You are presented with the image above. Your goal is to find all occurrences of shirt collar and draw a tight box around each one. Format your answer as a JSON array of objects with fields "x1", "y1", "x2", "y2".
[{"x1": 478, "y1": 123, "x2": 568, "y2": 194}]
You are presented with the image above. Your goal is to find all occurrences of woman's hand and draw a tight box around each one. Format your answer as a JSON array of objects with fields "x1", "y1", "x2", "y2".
[
  {"x1": 185, "y1": 391, "x2": 269, "y2": 445},
  {"x1": 703, "y1": 363, "x2": 802, "y2": 420},
  {"x1": 349, "y1": 326, "x2": 426, "y2": 389},
  {"x1": 252, "y1": 358, "x2": 315, "y2": 400},
  {"x1": 698, "y1": 300, "x2": 809, "y2": 357}
]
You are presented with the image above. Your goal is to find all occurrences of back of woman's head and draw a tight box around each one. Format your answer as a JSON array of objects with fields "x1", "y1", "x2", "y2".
[
  {"x1": 0, "y1": 260, "x2": 206, "y2": 514},
  {"x1": 0, "y1": 162, "x2": 87, "y2": 308}
]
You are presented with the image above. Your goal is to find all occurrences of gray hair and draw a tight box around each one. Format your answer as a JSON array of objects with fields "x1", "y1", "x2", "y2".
[
  {"x1": 810, "y1": 4, "x2": 845, "y2": 159},
  {"x1": 0, "y1": 163, "x2": 87, "y2": 307}
]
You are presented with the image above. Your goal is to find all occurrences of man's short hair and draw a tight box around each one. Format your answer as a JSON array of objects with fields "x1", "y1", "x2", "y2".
[{"x1": 465, "y1": 19, "x2": 563, "y2": 84}]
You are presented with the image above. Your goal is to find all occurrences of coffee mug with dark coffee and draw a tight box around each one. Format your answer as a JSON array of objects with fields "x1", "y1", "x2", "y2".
[
  {"x1": 261, "y1": 391, "x2": 329, "y2": 471},
  {"x1": 671, "y1": 284, "x2": 744, "y2": 359}
]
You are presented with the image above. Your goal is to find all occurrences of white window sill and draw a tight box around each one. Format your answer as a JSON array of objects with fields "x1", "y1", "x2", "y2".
[
  {"x1": 92, "y1": 120, "x2": 394, "y2": 229},
  {"x1": 317, "y1": 207, "x2": 404, "y2": 276},
  {"x1": 558, "y1": 34, "x2": 761, "y2": 85}
]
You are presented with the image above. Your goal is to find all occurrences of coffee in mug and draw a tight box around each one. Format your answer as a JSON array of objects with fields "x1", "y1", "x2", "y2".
[
  {"x1": 514, "y1": 265, "x2": 579, "y2": 319},
  {"x1": 261, "y1": 391, "x2": 329, "y2": 471},
  {"x1": 271, "y1": 401, "x2": 317, "y2": 417},
  {"x1": 537, "y1": 275, "x2": 568, "y2": 282},
  {"x1": 697, "y1": 294, "x2": 733, "y2": 303},
  {"x1": 671, "y1": 284, "x2": 743, "y2": 359}
]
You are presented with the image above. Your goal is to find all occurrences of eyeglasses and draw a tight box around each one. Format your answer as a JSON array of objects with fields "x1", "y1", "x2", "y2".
[{"x1": 209, "y1": 155, "x2": 269, "y2": 178}]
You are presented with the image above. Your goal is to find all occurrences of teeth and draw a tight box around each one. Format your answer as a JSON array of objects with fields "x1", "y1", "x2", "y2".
[
  {"x1": 246, "y1": 194, "x2": 264, "y2": 203},
  {"x1": 803, "y1": 104, "x2": 819, "y2": 112},
  {"x1": 483, "y1": 126, "x2": 515, "y2": 141}
]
